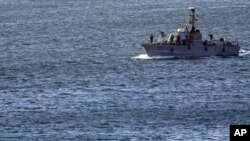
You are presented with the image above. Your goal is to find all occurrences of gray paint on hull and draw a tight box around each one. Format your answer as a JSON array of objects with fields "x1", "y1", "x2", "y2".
[{"x1": 141, "y1": 44, "x2": 240, "y2": 57}]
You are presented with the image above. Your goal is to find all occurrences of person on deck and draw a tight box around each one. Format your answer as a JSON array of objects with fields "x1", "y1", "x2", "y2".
[
  {"x1": 149, "y1": 33, "x2": 154, "y2": 44},
  {"x1": 158, "y1": 31, "x2": 165, "y2": 43}
]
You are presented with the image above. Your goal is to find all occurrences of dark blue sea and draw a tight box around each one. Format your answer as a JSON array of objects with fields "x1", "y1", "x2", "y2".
[{"x1": 0, "y1": 0, "x2": 250, "y2": 140}]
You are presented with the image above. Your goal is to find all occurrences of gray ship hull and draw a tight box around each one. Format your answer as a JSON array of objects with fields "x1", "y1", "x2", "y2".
[{"x1": 141, "y1": 44, "x2": 240, "y2": 57}]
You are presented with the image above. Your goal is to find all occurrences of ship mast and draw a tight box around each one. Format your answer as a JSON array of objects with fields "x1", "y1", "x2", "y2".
[{"x1": 188, "y1": 7, "x2": 196, "y2": 30}]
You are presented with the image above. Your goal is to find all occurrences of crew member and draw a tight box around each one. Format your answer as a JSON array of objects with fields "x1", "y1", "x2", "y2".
[
  {"x1": 158, "y1": 31, "x2": 165, "y2": 43},
  {"x1": 149, "y1": 33, "x2": 154, "y2": 44}
]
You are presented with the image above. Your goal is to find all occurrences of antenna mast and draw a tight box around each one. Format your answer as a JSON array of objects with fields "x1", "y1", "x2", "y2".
[{"x1": 189, "y1": 7, "x2": 196, "y2": 29}]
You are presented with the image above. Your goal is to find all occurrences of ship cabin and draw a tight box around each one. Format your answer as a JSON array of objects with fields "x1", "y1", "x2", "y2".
[{"x1": 167, "y1": 27, "x2": 202, "y2": 46}]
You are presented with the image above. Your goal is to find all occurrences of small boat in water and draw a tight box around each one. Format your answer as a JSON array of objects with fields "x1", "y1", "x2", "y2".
[{"x1": 141, "y1": 7, "x2": 240, "y2": 58}]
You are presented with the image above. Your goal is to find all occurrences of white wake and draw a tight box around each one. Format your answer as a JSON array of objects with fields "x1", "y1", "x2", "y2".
[
  {"x1": 132, "y1": 54, "x2": 173, "y2": 60},
  {"x1": 239, "y1": 49, "x2": 250, "y2": 57}
]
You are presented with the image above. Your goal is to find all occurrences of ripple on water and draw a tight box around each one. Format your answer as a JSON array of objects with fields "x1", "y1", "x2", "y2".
[{"x1": 0, "y1": 0, "x2": 250, "y2": 140}]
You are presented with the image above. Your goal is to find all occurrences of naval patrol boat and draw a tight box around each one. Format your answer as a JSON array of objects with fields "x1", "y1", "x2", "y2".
[{"x1": 141, "y1": 7, "x2": 240, "y2": 57}]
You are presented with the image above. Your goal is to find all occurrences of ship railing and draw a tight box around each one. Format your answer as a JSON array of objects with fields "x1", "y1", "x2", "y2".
[
  {"x1": 230, "y1": 41, "x2": 239, "y2": 46},
  {"x1": 223, "y1": 40, "x2": 238, "y2": 46},
  {"x1": 212, "y1": 40, "x2": 239, "y2": 46}
]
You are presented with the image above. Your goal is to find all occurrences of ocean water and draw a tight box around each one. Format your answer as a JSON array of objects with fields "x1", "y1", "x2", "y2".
[{"x1": 0, "y1": 0, "x2": 250, "y2": 140}]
